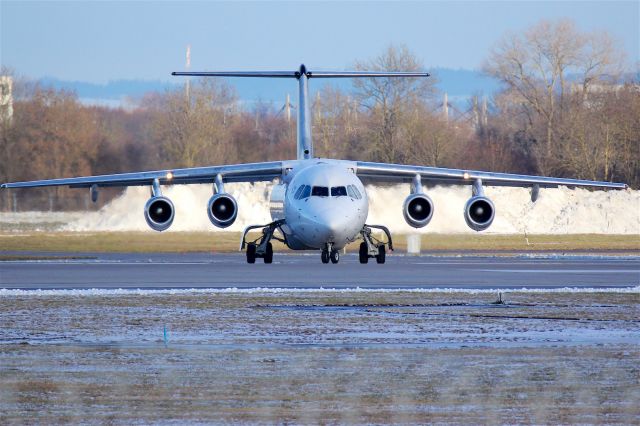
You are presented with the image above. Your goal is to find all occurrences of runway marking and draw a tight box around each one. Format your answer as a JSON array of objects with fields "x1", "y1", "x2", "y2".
[
  {"x1": 0, "y1": 261, "x2": 229, "y2": 265},
  {"x1": 413, "y1": 261, "x2": 638, "y2": 266},
  {"x1": 480, "y1": 269, "x2": 640, "y2": 274}
]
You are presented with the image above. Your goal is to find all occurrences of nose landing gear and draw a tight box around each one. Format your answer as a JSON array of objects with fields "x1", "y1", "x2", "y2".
[{"x1": 321, "y1": 243, "x2": 340, "y2": 264}]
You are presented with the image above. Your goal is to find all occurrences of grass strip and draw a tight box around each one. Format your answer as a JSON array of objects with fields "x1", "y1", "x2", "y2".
[{"x1": 0, "y1": 232, "x2": 638, "y2": 253}]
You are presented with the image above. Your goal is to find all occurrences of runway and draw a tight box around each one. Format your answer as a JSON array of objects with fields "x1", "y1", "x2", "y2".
[{"x1": 1, "y1": 252, "x2": 638, "y2": 289}]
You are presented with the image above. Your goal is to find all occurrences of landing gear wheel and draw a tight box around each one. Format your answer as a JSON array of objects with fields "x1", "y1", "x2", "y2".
[
  {"x1": 264, "y1": 242, "x2": 273, "y2": 264},
  {"x1": 330, "y1": 249, "x2": 340, "y2": 264},
  {"x1": 246, "y1": 243, "x2": 256, "y2": 264},
  {"x1": 359, "y1": 242, "x2": 369, "y2": 264},
  {"x1": 321, "y1": 249, "x2": 330, "y2": 264},
  {"x1": 376, "y1": 244, "x2": 386, "y2": 264}
]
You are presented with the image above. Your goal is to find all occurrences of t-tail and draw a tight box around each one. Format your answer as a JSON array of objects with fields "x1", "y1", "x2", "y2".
[{"x1": 172, "y1": 64, "x2": 430, "y2": 160}]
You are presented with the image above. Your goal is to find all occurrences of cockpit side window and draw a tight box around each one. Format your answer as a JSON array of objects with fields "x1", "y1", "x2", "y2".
[
  {"x1": 293, "y1": 185, "x2": 305, "y2": 200},
  {"x1": 346, "y1": 185, "x2": 357, "y2": 199},
  {"x1": 300, "y1": 185, "x2": 311, "y2": 199},
  {"x1": 331, "y1": 186, "x2": 347, "y2": 197},
  {"x1": 355, "y1": 186, "x2": 363, "y2": 199},
  {"x1": 312, "y1": 186, "x2": 329, "y2": 197},
  {"x1": 351, "y1": 185, "x2": 362, "y2": 200},
  {"x1": 349, "y1": 185, "x2": 363, "y2": 199}
]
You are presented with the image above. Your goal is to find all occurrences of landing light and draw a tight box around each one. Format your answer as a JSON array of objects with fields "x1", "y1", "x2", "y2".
[
  {"x1": 166, "y1": 171, "x2": 174, "y2": 180},
  {"x1": 463, "y1": 172, "x2": 470, "y2": 180}
]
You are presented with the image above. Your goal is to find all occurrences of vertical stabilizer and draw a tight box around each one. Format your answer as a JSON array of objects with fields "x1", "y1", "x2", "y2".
[
  {"x1": 297, "y1": 64, "x2": 312, "y2": 159},
  {"x1": 172, "y1": 65, "x2": 429, "y2": 161}
]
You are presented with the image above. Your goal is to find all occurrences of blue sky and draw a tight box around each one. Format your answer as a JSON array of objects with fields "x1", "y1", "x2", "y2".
[{"x1": 1, "y1": 1, "x2": 638, "y2": 83}]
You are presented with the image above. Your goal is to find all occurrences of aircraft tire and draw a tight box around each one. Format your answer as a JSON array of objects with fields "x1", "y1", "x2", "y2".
[
  {"x1": 376, "y1": 244, "x2": 386, "y2": 264},
  {"x1": 359, "y1": 242, "x2": 369, "y2": 264},
  {"x1": 321, "y1": 249, "x2": 330, "y2": 264},
  {"x1": 330, "y1": 249, "x2": 339, "y2": 264},
  {"x1": 246, "y1": 243, "x2": 257, "y2": 264},
  {"x1": 264, "y1": 242, "x2": 273, "y2": 264}
]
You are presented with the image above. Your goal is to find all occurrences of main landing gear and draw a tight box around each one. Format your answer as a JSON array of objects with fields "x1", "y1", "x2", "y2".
[
  {"x1": 240, "y1": 220, "x2": 286, "y2": 264},
  {"x1": 320, "y1": 243, "x2": 340, "y2": 264},
  {"x1": 358, "y1": 224, "x2": 393, "y2": 264}
]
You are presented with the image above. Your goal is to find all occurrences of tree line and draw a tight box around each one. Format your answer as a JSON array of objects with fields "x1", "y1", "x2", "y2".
[{"x1": 1, "y1": 19, "x2": 637, "y2": 211}]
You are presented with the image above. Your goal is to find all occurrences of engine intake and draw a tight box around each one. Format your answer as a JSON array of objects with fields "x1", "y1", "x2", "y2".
[
  {"x1": 144, "y1": 196, "x2": 175, "y2": 232},
  {"x1": 464, "y1": 196, "x2": 495, "y2": 231},
  {"x1": 403, "y1": 194, "x2": 434, "y2": 228},
  {"x1": 208, "y1": 193, "x2": 238, "y2": 228}
]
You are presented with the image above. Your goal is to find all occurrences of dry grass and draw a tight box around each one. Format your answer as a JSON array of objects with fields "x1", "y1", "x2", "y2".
[{"x1": 0, "y1": 231, "x2": 638, "y2": 253}]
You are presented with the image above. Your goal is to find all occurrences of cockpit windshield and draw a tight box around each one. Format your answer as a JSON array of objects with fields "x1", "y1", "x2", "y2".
[
  {"x1": 331, "y1": 186, "x2": 347, "y2": 197},
  {"x1": 312, "y1": 186, "x2": 329, "y2": 197},
  {"x1": 294, "y1": 184, "x2": 361, "y2": 199}
]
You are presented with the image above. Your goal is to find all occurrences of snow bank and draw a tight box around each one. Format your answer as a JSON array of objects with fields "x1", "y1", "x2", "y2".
[
  {"x1": 67, "y1": 183, "x2": 639, "y2": 234},
  {"x1": 2, "y1": 183, "x2": 638, "y2": 234}
]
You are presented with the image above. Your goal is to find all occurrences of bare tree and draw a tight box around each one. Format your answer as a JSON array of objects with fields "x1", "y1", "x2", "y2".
[
  {"x1": 143, "y1": 78, "x2": 237, "y2": 168},
  {"x1": 313, "y1": 84, "x2": 365, "y2": 159},
  {"x1": 484, "y1": 19, "x2": 624, "y2": 175},
  {"x1": 353, "y1": 44, "x2": 437, "y2": 163}
]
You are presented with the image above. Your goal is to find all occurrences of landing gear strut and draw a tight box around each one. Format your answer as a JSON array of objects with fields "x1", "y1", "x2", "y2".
[
  {"x1": 240, "y1": 220, "x2": 285, "y2": 264},
  {"x1": 358, "y1": 224, "x2": 393, "y2": 264}
]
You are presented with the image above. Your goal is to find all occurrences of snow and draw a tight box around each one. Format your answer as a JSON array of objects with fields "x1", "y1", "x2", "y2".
[
  {"x1": 65, "y1": 183, "x2": 640, "y2": 234},
  {"x1": 2, "y1": 183, "x2": 638, "y2": 234},
  {"x1": 1, "y1": 286, "x2": 638, "y2": 297}
]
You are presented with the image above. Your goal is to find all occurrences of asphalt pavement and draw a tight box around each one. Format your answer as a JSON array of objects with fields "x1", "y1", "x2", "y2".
[{"x1": 1, "y1": 252, "x2": 638, "y2": 289}]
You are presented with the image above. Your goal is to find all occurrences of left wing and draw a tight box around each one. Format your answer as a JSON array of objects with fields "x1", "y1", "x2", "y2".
[
  {"x1": 356, "y1": 161, "x2": 627, "y2": 190},
  {"x1": 1, "y1": 161, "x2": 283, "y2": 189}
]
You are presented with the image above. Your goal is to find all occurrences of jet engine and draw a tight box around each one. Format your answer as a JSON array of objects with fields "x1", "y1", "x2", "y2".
[
  {"x1": 403, "y1": 193, "x2": 434, "y2": 228},
  {"x1": 464, "y1": 196, "x2": 495, "y2": 231},
  {"x1": 402, "y1": 174, "x2": 434, "y2": 228},
  {"x1": 207, "y1": 193, "x2": 238, "y2": 228},
  {"x1": 144, "y1": 196, "x2": 175, "y2": 232}
]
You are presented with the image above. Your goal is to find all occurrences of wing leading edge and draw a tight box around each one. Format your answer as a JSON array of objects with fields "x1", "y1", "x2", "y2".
[
  {"x1": 356, "y1": 162, "x2": 627, "y2": 190},
  {"x1": 0, "y1": 161, "x2": 283, "y2": 189}
]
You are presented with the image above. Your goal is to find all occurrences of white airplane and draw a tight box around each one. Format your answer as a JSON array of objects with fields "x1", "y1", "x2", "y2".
[{"x1": 1, "y1": 65, "x2": 627, "y2": 264}]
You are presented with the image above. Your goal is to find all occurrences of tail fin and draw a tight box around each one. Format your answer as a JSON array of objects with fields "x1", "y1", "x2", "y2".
[{"x1": 173, "y1": 64, "x2": 429, "y2": 160}]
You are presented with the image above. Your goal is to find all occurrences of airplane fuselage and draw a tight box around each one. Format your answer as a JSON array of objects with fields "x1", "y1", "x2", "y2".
[{"x1": 271, "y1": 160, "x2": 368, "y2": 250}]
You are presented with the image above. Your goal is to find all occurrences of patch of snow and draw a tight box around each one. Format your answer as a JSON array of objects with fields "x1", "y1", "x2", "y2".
[
  {"x1": 1, "y1": 286, "x2": 638, "y2": 297},
  {"x1": 1, "y1": 183, "x2": 638, "y2": 234},
  {"x1": 67, "y1": 183, "x2": 640, "y2": 234}
]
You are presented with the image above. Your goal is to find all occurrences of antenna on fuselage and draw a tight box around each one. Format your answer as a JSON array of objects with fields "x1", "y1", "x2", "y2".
[{"x1": 172, "y1": 65, "x2": 430, "y2": 160}]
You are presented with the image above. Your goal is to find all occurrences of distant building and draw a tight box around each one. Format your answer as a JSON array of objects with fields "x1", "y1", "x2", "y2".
[{"x1": 0, "y1": 76, "x2": 13, "y2": 124}]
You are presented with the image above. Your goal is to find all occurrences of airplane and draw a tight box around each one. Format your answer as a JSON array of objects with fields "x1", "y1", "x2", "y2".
[{"x1": 1, "y1": 64, "x2": 628, "y2": 264}]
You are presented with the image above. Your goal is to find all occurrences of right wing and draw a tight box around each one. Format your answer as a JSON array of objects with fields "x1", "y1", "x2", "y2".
[
  {"x1": 356, "y1": 161, "x2": 628, "y2": 190},
  {"x1": 1, "y1": 161, "x2": 283, "y2": 189}
]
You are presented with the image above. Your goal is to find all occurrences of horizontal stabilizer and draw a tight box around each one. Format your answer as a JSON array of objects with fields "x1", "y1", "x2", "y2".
[
  {"x1": 308, "y1": 71, "x2": 429, "y2": 78},
  {"x1": 172, "y1": 64, "x2": 429, "y2": 79},
  {"x1": 172, "y1": 71, "x2": 297, "y2": 78}
]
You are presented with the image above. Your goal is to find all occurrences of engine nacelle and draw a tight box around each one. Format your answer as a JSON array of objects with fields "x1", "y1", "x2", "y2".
[
  {"x1": 144, "y1": 196, "x2": 175, "y2": 232},
  {"x1": 464, "y1": 196, "x2": 495, "y2": 231},
  {"x1": 403, "y1": 194, "x2": 434, "y2": 228},
  {"x1": 207, "y1": 193, "x2": 238, "y2": 228}
]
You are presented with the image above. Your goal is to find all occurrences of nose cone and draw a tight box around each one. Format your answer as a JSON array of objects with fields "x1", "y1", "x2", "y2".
[
  {"x1": 290, "y1": 195, "x2": 367, "y2": 249},
  {"x1": 314, "y1": 209, "x2": 353, "y2": 239}
]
